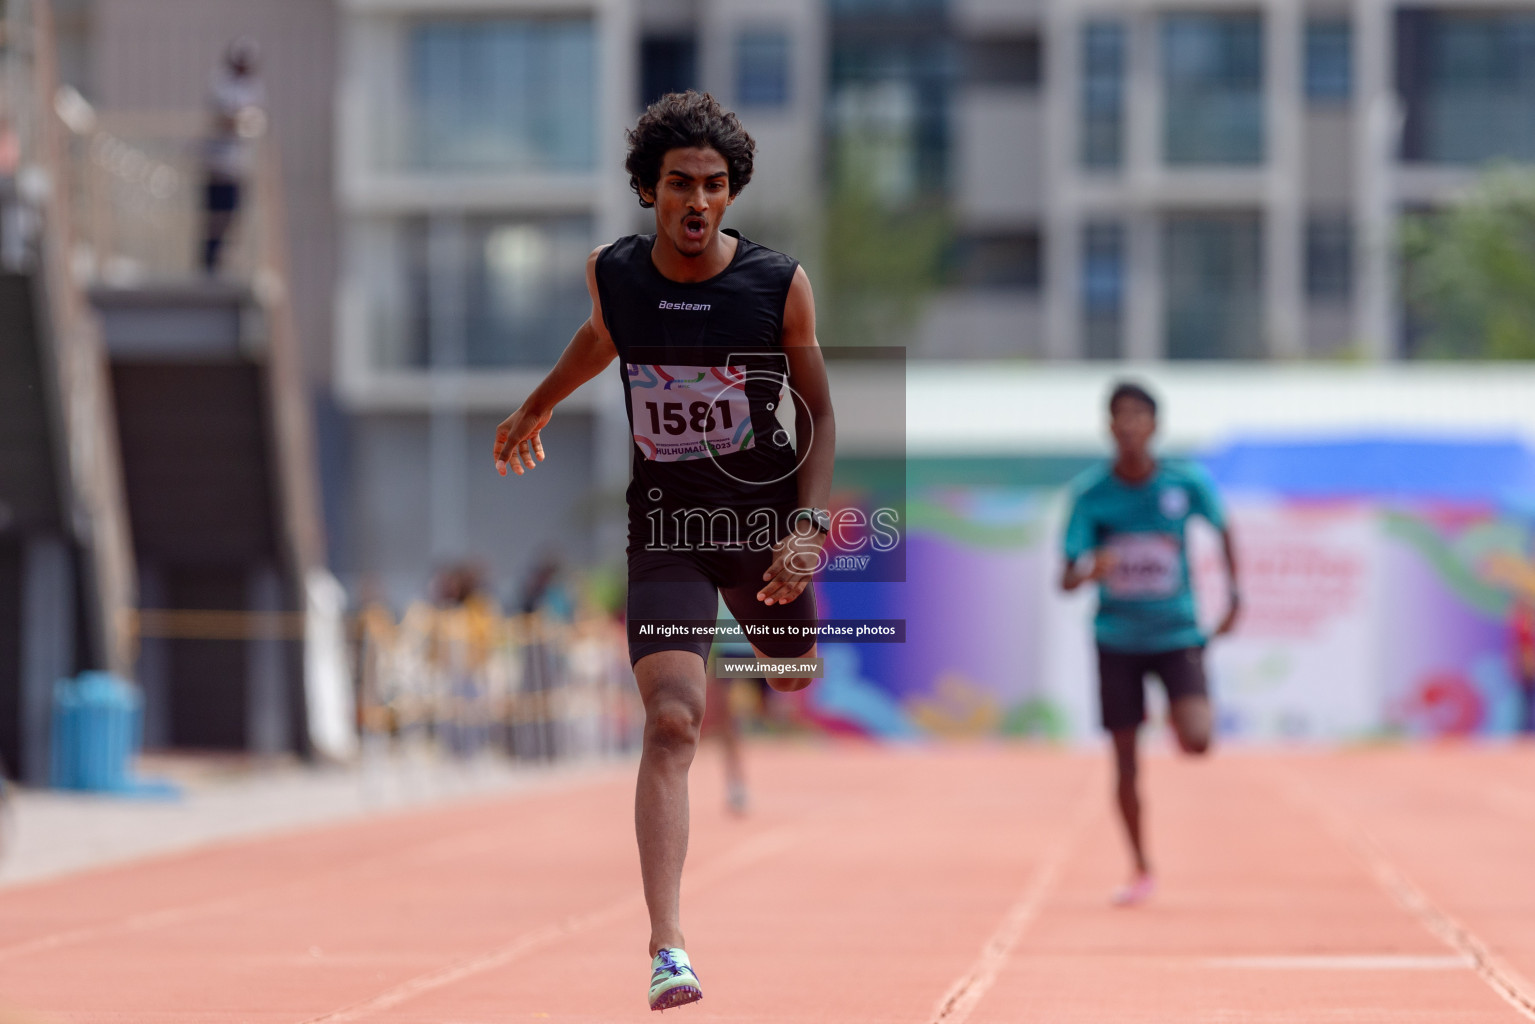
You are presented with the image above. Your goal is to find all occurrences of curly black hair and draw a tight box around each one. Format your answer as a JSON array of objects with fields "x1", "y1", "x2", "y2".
[{"x1": 625, "y1": 91, "x2": 755, "y2": 208}]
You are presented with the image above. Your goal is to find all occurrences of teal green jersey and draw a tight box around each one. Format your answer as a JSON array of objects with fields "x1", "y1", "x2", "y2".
[{"x1": 1063, "y1": 460, "x2": 1227, "y2": 653}]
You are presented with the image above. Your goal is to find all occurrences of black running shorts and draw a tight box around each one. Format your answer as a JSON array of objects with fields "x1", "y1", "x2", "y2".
[
  {"x1": 205, "y1": 180, "x2": 241, "y2": 213},
  {"x1": 1096, "y1": 645, "x2": 1208, "y2": 732},
  {"x1": 627, "y1": 545, "x2": 819, "y2": 666}
]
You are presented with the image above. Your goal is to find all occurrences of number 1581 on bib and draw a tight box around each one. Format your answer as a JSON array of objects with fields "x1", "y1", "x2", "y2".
[{"x1": 626, "y1": 363, "x2": 756, "y2": 462}]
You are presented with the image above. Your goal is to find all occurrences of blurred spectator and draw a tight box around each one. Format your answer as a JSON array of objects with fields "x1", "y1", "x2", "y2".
[
  {"x1": 1513, "y1": 596, "x2": 1535, "y2": 734},
  {"x1": 350, "y1": 575, "x2": 396, "y2": 738},
  {"x1": 515, "y1": 557, "x2": 571, "y2": 760},
  {"x1": 518, "y1": 555, "x2": 574, "y2": 620},
  {"x1": 431, "y1": 563, "x2": 498, "y2": 757},
  {"x1": 349, "y1": 568, "x2": 641, "y2": 762},
  {"x1": 200, "y1": 37, "x2": 265, "y2": 273},
  {"x1": 0, "y1": 113, "x2": 21, "y2": 269},
  {"x1": 0, "y1": 114, "x2": 18, "y2": 177}
]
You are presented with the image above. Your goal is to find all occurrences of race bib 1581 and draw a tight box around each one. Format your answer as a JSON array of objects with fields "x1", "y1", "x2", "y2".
[
  {"x1": 626, "y1": 363, "x2": 755, "y2": 462},
  {"x1": 1104, "y1": 533, "x2": 1182, "y2": 599}
]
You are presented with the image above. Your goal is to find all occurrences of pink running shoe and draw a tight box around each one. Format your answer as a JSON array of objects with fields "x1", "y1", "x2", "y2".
[{"x1": 1111, "y1": 873, "x2": 1155, "y2": 907}]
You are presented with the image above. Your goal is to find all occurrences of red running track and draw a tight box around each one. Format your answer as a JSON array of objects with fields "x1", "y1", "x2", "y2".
[{"x1": 0, "y1": 742, "x2": 1531, "y2": 1023}]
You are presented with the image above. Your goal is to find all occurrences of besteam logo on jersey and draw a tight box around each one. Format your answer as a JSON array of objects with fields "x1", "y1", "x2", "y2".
[{"x1": 658, "y1": 300, "x2": 712, "y2": 311}]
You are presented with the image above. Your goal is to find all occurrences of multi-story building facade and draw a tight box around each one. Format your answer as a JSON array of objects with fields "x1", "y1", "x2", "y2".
[
  {"x1": 327, "y1": 0, "x2": 1535, "y2": 597},
  {"x1": 1034, "y1": 0, "x2": 1373, "y2": 362},
  {"x1": 335, "y1": 0, "x2": 631, "y2": 600},
  {"x1": 78, "y1": 0, "x2": 1535, "y2": 603},
  {"x1": 333, "y1": 0, "x2": 825, "y2": 599},
  {"x1": 912, "y1": 0, "x2": 1535, "y2": 362}
]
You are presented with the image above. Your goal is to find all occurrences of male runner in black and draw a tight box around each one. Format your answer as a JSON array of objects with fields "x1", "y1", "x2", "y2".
[{"x1": 492, "y1": 91, "x2": 835, "y2": 1010}]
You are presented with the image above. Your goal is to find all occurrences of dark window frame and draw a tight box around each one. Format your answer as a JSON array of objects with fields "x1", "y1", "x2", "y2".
[
  {"x1": 736, "y1": 30, "x2": 792, "y2": 108},
  {"x1": 948, "y1": 228, "x2": 1043, "y2": 291},
  {"x1": 1305, "y1": 212, "x2": 1353, "y2": 302},
  {"x1": 963, "y1": 34, "x2": 1042, "y2": 89},
  {"x1": 1081, "y1": 20, "x2": 1127, "y2": 170},
  {"x1": 1082, "y1": 219, "x2": 1126, "y2": 359},
  {"x1": 1161, "y1": 12, "x2": 1265, "y2": 166},
  {"x1": 1304, "y1": 18, "x2": 1353, "y2": 103},
  {"x1": 640, "y1": 33, "x2": 699, "y2": 109}
]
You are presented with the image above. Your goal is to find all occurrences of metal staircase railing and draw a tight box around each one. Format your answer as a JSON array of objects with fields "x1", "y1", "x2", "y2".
[
  {"x1": 1, "y1": 0, "x2": 137, "y2": 676},
  {"x1": 56, "y1": 77, "x2": 327, "y2": 613}
]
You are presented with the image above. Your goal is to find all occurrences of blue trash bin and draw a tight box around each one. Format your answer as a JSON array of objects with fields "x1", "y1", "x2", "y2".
[{"x1": 50, "y1": 673, "x2": 143, "y2": 792}]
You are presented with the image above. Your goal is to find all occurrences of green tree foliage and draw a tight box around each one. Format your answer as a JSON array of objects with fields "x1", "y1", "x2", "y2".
[
  {"x1": 1402, "y1": 166, "x2": 1535, "y2": 359},
  {"x1": 819, "y1": 190, "x2": 951, "y2": 349}
]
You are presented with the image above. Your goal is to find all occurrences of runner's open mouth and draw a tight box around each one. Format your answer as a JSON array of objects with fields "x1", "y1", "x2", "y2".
[{"x1": 683, "y1": 215, "x2": 706, "y2": 239}]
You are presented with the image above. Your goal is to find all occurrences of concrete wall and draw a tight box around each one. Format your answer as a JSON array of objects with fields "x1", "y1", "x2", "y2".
[
  {"x1": 339, "y1": 410, "x2": 617, "y2": 610},
  {"x1": 916, "y1": 292, "x2": 1045, "y2": 359},
  {"x1": 1304, "y1": 108, "x2": 1356, "y2": 207},
  {"x1": 93, "y1": 0, "x2": 338, "y2": 386},
  {"x1": 906, "y1": 362, "x2": 1535, "y2": 456},
  {"x1": 955, "y1": 89, "x2": 1043, "y2": 225}
]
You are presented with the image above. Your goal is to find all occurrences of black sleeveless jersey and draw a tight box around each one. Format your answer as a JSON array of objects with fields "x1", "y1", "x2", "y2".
[{"x1": 595, "y1": 230, "x2": 801, "y2": 514}]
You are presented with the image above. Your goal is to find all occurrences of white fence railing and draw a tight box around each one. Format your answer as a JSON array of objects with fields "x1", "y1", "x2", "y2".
[{"x1": 356, "y1": 605, "x2": 643, "y2": 763}]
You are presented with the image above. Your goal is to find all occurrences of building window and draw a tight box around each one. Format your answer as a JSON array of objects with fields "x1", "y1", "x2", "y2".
[
  {"x1": 1305, "y1": 19, "x2": 1352, "y2": 103},
  {"x1": 964, "y1": 35, "x2": 1041, "y2": 88},
  {"x1": 830, "y1": 0, "x2": 945, "y2": 14},
  {"x1": 641, "y1": 34, "x2": 698, "y2": 109},
  {"x1": 1163, "y1": 213, "x2": 1264, "y2": 359},
  {"x1": 1162, "y1": 14, "x2": 1264, "y2": 165},
  {"x1": 1305, "y1": 214, "x2": 1352, "y2": 302},
  {"x1": 1398, "y1": 10, "x2": 1535, "y2": 164},
  {"x1": 829, "y1": 31, "x2": 951, "y2": 200},
  {"x1": 950, "y1": 230, "x2": 1041, "y2": 290},
  {"x1": 1081, "y1": 21, "x2": 1125, "y2": 170},
  {"x1": 1082, "y1": 221, "x2": 1125, "y2": 359},
  {"x1": 407, "y1": 19, "x2": 596, "y2": 173},
  {"x1": 736, "y1": 31, "x2": 791, "y2": 108},
  {"x1": 386, "y1": 214, "x2": 595, "y2": 370}
]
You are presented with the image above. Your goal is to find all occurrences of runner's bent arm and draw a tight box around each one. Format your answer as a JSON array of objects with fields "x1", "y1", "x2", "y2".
[
  {"x1": 494, "y1": 247, "x2": 618, "y2": 476},
  {"x1": 1212, "y1": 527, "x2": 1241, "y2": 637},
  {"x1": 783, "y1": 267, "x2": 835, "y2": 516},
  {"x1": 757, "y1": 266, "x2": 835, "y2": 606},
  {"x1": 1060, "y1": 495, "x2": 1110, "y2": 591},
  {"x1": 1061, "y1": 557, "x2": 1112, "y2": 592},
  {"x1": 1192, "y1": 467, "x2": 1240, "y2": 638}
]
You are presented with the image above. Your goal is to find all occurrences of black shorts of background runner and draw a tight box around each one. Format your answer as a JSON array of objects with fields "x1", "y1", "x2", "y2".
[
  {"x1": 710, "y1": 644, "x2": 774, "y2": 700},
  {"x1": 205, "y1": 179, "x2": 240, "y2": 213},
  {"x1": 628, "y1": 546, "x2": 818, "y2": 665},
  {"x1": 1096, "y1": 645, "x2": 1208, "y2": 732}
]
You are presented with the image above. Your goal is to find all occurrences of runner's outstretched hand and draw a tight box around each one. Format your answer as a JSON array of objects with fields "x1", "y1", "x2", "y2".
[
  {"x1": 494, "y1": 405, "x2": 551, "y2": 476},
  {"x1": 1088, "y1": 549, "x2": 1118, "y2": 581},
  {"x1": 757, "y1": 531, "x2": 824, "y2": 606}
]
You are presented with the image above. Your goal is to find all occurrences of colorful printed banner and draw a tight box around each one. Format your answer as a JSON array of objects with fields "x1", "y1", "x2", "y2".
[{"x1": 808, "y1": 483, "x2": 1534, "y2": 743}]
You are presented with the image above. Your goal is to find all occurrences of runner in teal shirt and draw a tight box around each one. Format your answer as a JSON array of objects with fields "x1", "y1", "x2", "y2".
[
  {"x1": 1060, "y1": 382, "x2": 1240, "y2": 909},
  {"x1": 1064, "y1": 459, "x2": 1226, "y2": 652}
]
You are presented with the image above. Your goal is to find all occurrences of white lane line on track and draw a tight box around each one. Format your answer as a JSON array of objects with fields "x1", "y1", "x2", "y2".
[
  {"x1": 0, "y1": 887, "x2": 274, "y2": 964},
  {"x1": 925, "y1": 773, "x2": 1101, "y2": 1024},
  {"x1": 1269, "y1": 763, "x2": 1535, "y2": 1022},
  {"x1": 296, "y1": 826, "x2": 800, "y2": 1024},
  {"x1": 1205, "y1": 955, "x2": 1473, "y2": 971},
  {"x1": 0, "y1": 803, "x2": 582, "y2": 966},
  {"x1": 0, "y1": 767, "x2": 635, "y2": 970}
]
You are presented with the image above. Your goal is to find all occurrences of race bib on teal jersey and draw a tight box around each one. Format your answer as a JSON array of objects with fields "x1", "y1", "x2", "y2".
[{"x1": 1103, "y1": 532, "x2": 1181, "y2": 599}]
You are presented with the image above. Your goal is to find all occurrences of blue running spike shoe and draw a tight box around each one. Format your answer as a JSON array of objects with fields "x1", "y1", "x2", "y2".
[{"x1": 648, "y1": 947, "x2": 702, "y2": 1011}]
